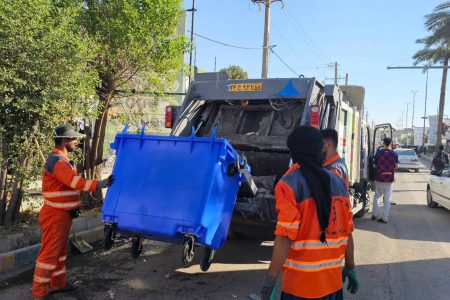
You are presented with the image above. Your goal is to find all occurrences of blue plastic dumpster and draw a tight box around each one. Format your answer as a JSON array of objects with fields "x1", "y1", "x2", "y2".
[{"x1": 102, "y1": 125, "x2": 248, "y2": 270}]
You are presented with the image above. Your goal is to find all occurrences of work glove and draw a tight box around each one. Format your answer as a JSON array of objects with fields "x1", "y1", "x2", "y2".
[
  {"x1": 342, "y1": 265, "x2": 360, "y2": 294},
  {"x1": 98, "y1": 175, "x2": 115, "y2": 189},
  {"x1": 260, "y1": 274, "x2": 277, "y2": 300}
]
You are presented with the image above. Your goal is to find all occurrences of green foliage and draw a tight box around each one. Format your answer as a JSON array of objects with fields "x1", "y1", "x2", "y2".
[
  {"x1": 219, "y1": 65, "x2": 249, "y2": 80},
  {"x1": 0, "y1": 0, "x2": 97, "y2": 185},
  {"x1": 81, "y1": 0, "x2": 187, "y2": 99}
]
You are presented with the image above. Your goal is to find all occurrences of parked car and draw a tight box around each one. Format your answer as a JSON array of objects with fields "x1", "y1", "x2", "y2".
[
  {"x1": 395, "y1": 149, "x2": 419, "y2": 172},
  {"x1": 427, "y1": 168, "x2": 450, "y2": 210}
]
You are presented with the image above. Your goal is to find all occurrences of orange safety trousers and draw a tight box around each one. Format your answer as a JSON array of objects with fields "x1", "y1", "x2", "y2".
[{"x1": 32, "y1": 205, "x2": 72, "y2": 299}]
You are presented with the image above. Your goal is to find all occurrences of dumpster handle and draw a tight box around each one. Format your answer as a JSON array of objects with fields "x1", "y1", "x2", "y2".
[{"x1": 139, "y1": 125, "x2": 146, "y2": 149}]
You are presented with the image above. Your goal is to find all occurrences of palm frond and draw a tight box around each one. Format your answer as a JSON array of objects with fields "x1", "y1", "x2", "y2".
[{"x1": 434, "y1": 1, "x2": 450, "y2": 12}]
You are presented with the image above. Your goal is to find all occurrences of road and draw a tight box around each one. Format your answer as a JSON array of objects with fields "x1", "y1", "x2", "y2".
[{"x1": 1, "y1": 160, "x2": 449, "y2": 300}]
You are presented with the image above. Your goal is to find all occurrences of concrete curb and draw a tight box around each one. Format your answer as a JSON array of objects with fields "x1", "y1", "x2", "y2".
[{"x1": 0, "y1": 217, "x2": 104, "y2": 278}]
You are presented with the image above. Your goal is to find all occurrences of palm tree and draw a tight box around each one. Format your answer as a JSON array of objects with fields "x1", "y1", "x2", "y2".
[{"x1": 414, "y1": 2, "x2": 450, "y2": 150}]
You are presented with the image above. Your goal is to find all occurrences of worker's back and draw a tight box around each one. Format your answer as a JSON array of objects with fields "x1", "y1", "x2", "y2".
[{"x1": 274, "y1": 164, "x2": 353, "y2": 299}]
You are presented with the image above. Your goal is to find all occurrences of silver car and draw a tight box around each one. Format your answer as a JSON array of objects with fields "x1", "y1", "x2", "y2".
[
  {"x1": 395, "y1": 149, "x2": 419, "y2": 172},
  {"x1": 427, "y1": 168, "x2": 450, "y2": 210}
]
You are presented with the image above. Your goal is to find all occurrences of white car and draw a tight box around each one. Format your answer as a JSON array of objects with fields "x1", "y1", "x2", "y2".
[
  {"x1": 427, "y1": 168, "x2": 450, "y2": 210},
  {"x1": 395, "y1": 149, "x2": 419, "y2": 172}
]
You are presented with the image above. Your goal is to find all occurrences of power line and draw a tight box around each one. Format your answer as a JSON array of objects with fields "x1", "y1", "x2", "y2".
[
  {"x1": 270, "y1": 48, "x2": 299, "y2": 76},
  {"x1": 187, "y1": 30, "x2": 266, "y2": 50},
  {"x1": 282, "y1": 5, "x2": 331, "y2": 64},
  {"x1": 272, "y1": 24, "x2": 308, "y2": 66}
]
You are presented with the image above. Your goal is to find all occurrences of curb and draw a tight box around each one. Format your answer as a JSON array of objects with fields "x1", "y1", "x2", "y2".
[{"x1": 0, "y1": 221, "x2": 104, "y2": 279}]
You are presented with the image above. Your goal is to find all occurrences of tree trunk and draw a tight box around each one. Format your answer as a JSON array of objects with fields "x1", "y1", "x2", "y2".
[
  {"x1": 0, "y1": 140, "x2": 8, "y2": 225},
  {"x1": 4, "y1": 156, "x2": 29, "y2": 225},
  {"x1": 436, "y1": 57, "x2": 449, "y2": 151},
  {"x1": 4, "y1": 179, "x2": 23, "y2": 225}
]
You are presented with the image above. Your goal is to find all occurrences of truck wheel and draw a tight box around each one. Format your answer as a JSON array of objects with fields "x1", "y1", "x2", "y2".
[
  {"x1": 131, "y1": 236, "x2": 143, "y2": 258},
  {"x1": 200, "y1": 247, "x2": 215, "y2": 272},
  {"x1": 181, "y1": 237, "x2": 195, "y2": 266},
  {"x1": 103, "y1": 225, "x2": 115, "y2": 251},
  {"x1": 427, "y1": 187, "x2": 438, "y2": 208}
]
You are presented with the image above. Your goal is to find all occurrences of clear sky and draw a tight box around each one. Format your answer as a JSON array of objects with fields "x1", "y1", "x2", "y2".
[{"x1": 182, "y1": 0, "x2": 447, "y2": 128}]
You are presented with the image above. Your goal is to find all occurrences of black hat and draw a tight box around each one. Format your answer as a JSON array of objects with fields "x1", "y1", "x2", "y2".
[{"x1": 54, "y1": 125, "x2": 85, "y2": 139}]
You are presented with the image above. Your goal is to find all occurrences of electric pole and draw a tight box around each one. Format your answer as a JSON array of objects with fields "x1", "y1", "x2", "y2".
[
  {"x1": 411, "y1": 90, "x2": 418, "y2": 128},
  {"x1": 252, "y1": 0, "x2": 282, "y2": 79},
  {"x1": 334, "y1": 62, "x2": 339, "y2": 85},
  {"x1": 386, "y1": 65, "x2": 450, "y2": 146},
  {"x1": 187, "y1": 0, "x2": 196, "y2": 84},
  {"x1": 405, "y1": 102, "x2": 410, "y2": 129}
]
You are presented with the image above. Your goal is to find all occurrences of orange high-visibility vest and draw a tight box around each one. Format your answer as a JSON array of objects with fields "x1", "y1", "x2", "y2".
[
  {"x1": 324, "y1": 152, "x2": 350, "y2": 188},
  {"x1": 275, "y1": 163, "x2": 354, "y2": 298},
  {"x1": 42, "y1": 148, "x2": 98, "y2": 210}
]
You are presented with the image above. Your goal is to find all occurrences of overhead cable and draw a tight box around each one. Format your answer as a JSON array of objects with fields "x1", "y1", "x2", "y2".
[
  {"x1": 187, "y1": 30, "x2": 267, "y2": 50},
  {"x1": 270, "y1": 48, "x2": 299, "y2": 77}
]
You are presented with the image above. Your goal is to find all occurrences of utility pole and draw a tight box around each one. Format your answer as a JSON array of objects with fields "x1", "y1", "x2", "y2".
[
  {"x1": 345, "y1": 73, "x2": 349, "y2": 85},
  {"x1": 386, "y1": 65, "x2": 450, "y2": 146},
  {"x1": 405, "y1": 102, "x2": 410, "y2": 129},
  {"x1": 187, "y1": 0, "x2": 196, "y2": 84},
  {"x1": 252, "y1": 0, "x2": 282, "y2": 79},
  {"x1": 411, "y1": 90, "x2": 418, "y2": 128},
  {"x1": 334, "y1": 62, "x2": 339, "y2": 86}
]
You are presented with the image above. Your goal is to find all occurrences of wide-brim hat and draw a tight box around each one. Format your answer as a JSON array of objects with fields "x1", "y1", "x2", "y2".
[{"x1": 54, "y1": 124, "x2": 85, "y2": 138}]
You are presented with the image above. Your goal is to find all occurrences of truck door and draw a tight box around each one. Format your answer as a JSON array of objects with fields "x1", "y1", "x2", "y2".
[{"x1": 369, "y1": 123, "x2": 393, "y2": 181}]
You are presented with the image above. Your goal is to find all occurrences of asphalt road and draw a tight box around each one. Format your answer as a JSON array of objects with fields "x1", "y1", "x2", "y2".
[{"x1": 1, "y1": 160, "x2": 449, "y2": 300}]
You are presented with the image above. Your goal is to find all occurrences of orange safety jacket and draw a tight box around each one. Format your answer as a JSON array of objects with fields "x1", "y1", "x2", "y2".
[
  {"x1": 274, "y1": 163, "x2": 354, "y2": 299},
  {"x1": 42, "y1": 148, "x2": 98, "y2": 210},
  {"x1": 324, "y1": 153, "x2": 349, "y2": 188}
]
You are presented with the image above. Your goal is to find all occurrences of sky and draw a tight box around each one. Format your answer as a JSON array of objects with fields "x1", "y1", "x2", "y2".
[{"x1": 182, "y1": 0, "x2": 448, "y2": 128}]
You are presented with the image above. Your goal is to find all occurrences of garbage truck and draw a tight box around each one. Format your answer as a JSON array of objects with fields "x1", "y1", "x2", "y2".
[{"x1": 166, "y1": 77, "x2": 389, "y2": 231}]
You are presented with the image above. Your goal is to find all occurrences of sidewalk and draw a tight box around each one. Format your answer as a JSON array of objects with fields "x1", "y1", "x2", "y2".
[{"x1": 0, "y1": 214, "x2": 104, "y2": 280}]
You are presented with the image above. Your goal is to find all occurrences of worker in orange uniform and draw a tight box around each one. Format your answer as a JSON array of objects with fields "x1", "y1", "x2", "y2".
[
  {"x1": 321, "y1": 129, "x2": 349, "y2": 188},
  {"x1": 32, "y1": 125, "x2": 114, "y2": 300},
  {"x1": 261, "y1": 126, "x2": 359, "y2": 300}
]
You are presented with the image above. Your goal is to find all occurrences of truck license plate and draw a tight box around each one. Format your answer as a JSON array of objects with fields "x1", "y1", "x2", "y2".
[{"x1": 227, "y1": 83, "x2": 262, "y2": 92}]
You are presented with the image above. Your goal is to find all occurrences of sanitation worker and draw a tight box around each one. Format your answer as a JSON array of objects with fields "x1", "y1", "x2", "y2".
[
  {"x1": 321, "y1": 129, "x2": 349, "y2": 188},
  {"x1": 261, "y1": 126, "x2": 359, "y2": 300},
  {"x1": 32, "y1": 125, "x2": 114, "y2": 300}
]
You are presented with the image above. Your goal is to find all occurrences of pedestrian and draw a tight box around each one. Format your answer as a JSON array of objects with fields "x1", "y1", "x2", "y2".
[
  {"x1": 431, "y1": 145, "x2": 449, "y2": 173},
  {"x1": 261, "y1": 126, "x2": 359, "y2": 300},
  {"x1": 321, "y1": 129, "x2": 349, "y2": 188},
  {"x1": 371, "y1": 137, "x2": 399, "y2": 224},
  {"x1": 32, "y1": 125, "x2": 115, "y2": 300}
]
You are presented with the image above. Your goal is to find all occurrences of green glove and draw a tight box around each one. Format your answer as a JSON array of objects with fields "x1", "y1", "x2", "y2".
[
  {"x1": 261, "y1": 274, "x2": 277, "y2": 300},
  {"x1": 342, "y1": 265, "x2": 360, "y2": 294}
]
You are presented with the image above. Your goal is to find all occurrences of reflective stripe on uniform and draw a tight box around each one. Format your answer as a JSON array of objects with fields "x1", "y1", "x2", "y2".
[
  {"x1": 58, "y1": 255, "x2": 67, "y2": 262},
  {"x1": 33, "y1": 275, "x2": 51, "y2": 283},
  {"x1": 284, "y1": 255, "x2": 344, "y2": 272},
  {"x1": 36, "y1": 261, "x2": 57, "y2": 270},
  {"x1": 70, "y1": 176, "x2": 81, "y2": 189},
  {"x1": 277, "y1": 221, "x2": 300, "y2": 229},
  {"x1": 44, "y1": 200, "x2": 80, "y2": 208},
  {"x1": 43, "y1": 190, "x2": 80, "y2": 198},
  {"x1": 291, "y1": 237, "x2": 348, "y2": 250},
  {"x1": 52, "y1": 267, "x2": 66, "y2": 277},
  {"x1": 83, "y1": 179, "x2": 93, "y2": 191}
]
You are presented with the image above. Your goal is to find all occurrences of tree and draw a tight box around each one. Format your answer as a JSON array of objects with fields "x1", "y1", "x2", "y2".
[
  {"x1": 219, "y1": 65, "x2": 249, "y2": 79},
  {"x1": 79, "y1": 0, "x2": 187, "y2": 203},
  {"x1": 0, "y1": 0, "x2": 97, "y2": 225},
  {"x1": 414, "y1": 2, "x2": 450, "y2": 150}
]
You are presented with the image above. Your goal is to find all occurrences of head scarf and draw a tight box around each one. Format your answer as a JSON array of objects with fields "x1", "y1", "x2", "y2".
[{"x1": 287, "y1": 126, "x2": 331, "y2": 243}]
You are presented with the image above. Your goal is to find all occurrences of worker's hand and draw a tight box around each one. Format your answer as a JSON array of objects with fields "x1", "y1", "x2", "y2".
[
  {"x1": 260, "y1": 274, "x2": 277, "y2": 300},
  {"x1": 98, "y1": 175, "x2": 115, "y2": 189},
  {"x1": 342, "y1": 265, "x2": 359, "y2": 294}
]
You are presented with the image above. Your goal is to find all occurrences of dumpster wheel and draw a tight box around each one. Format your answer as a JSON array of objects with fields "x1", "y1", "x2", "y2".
[
  {"x1": 131, "y1": 236, "x2": 143, "y2": 258},
  {"x1": 182, "y1": 236, "x2": 195, "y2": 266},
  {"x1": 103, "y1": 225, "x2": 115, "y2": 251},
  {"x1": 200, "y1": 247, "x2": 215, "y2": 272}
]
